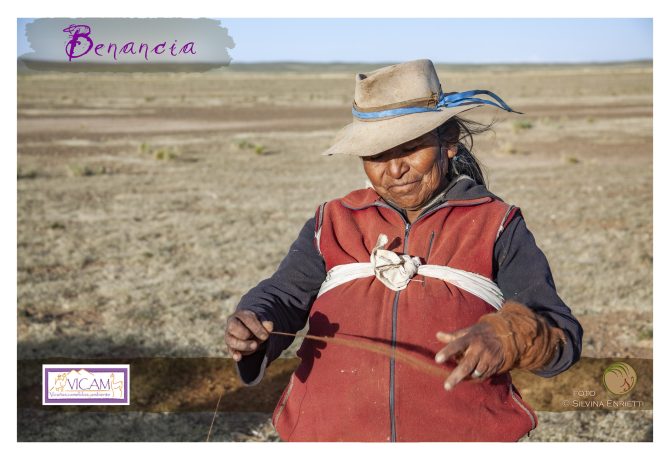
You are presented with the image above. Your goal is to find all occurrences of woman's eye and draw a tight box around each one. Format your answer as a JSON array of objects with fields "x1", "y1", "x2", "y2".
[{"x1": 403, "y1": 145, "x2": 418, "y2": 152}]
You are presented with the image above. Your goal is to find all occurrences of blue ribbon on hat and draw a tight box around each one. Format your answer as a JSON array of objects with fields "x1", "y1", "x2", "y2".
[{"x1": 352, "y1": 89, "x2": 520, "y2": 120}]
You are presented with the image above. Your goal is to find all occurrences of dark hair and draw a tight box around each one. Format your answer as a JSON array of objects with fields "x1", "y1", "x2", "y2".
[{"x1": 434, "y1": 117, "x2": 494, "y2": 187}]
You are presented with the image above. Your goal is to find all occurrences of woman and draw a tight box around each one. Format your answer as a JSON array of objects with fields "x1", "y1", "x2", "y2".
[{"x1": 224, "y1": 59, "x2": 583, "y2": 442}]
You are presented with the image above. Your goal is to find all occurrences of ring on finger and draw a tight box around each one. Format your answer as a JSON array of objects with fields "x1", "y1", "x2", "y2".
[{"x1": 472, "y1": 369, "x2": 484, "y2": 378}]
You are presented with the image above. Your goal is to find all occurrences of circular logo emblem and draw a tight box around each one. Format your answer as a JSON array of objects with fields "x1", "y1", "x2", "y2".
[{"x1": 603, "y1": 362, "x2": 637, "y2": 395}]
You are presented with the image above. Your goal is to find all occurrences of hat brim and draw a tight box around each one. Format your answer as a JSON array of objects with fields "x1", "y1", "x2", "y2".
[{"x1": 321, "y1": 104, "x2": 480, "y2": 157}]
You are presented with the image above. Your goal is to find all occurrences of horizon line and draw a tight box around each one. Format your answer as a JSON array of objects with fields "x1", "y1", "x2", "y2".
[{"x1": 17, "y1": 58, "x2": 653, "y2": 65}]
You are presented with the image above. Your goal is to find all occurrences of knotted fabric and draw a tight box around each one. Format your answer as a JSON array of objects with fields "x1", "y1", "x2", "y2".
[
  {"x1": 370, "y1": 234, "x2": 422, "y2": 291},
  {"x1": 317, "y1": 233, "x2": 504, "y2": 310}
]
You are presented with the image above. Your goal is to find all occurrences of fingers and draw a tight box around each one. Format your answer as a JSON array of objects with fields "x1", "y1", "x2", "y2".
[
  {"x1": 226, "y1": 338, "x2": 257, "y2": 361},
  {"x1": 443, "y1": 348, "x2": 478, "y2": 391},
  {"x1": 482, "y1": 355, "x2": 505, "y2": 378},
  {"x1": 472, "y1": 359, "x2": 491, "y2": 380},
  {"x1": 224, "y1": 332, "x2": 260, "y2": 352},
  {"x1": 236, "y1": 310, "x2": 272, "y2": 341},
  {"x1": 261, "y1": 320, "x2": 274, "y2": 334},
  {"x1": 435, "y1": 324, "x2": 505, "y2": 390},
  {"x1": 226, "y1": 316, "x2": 253, "y2": 341},
  {"x1": 434, "y1": 335, "x2": 469, "y2": 364},
  {"x1": 436, "y1": 328, "x2": 468, "y2": 344},
  {"x1": 224, "y1": 311, "x2": 273, "y2": 362}
]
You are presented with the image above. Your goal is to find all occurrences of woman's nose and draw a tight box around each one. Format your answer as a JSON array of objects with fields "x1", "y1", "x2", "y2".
[{"x1": 387, "y1": 156, "x2": 409, "y2": 179}]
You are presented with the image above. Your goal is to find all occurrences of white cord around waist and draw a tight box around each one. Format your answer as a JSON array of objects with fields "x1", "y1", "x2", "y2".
[{"x1": 317, "y1": 233, "x2": 504, "y2": 310}]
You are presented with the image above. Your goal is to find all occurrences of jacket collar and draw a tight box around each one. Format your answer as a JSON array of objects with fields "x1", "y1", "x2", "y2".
[{"x1": 341, "y1": 175, "x2": 501, "y2": 217}]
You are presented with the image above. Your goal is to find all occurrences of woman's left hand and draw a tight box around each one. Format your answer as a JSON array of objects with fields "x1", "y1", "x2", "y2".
[{"x1": 434, "y1": 322, "x2": 506, "y2": 391}]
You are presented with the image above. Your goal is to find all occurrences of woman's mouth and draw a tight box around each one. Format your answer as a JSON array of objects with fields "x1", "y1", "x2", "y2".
[{"x1": 389, "y1": 179, "x2": 420, "y2": 190}]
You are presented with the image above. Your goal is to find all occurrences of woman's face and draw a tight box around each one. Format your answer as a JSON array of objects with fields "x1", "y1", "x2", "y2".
[{"x1": 362, "y1": 131, "x2": 457, "y2": 215}]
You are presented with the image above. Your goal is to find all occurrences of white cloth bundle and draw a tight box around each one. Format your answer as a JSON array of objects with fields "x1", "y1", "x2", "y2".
[{"x1": 317, "y1": 233, "x2": 504, "y2": 310}]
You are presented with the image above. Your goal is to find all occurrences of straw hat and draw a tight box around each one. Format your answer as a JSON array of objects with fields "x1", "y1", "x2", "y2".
[{"x1": 322, "y1": 59, "x2": 517, "y2": 157}]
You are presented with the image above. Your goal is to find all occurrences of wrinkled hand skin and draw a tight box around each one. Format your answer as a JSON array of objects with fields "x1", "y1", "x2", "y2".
[
  {"x1": 224, "y1": 310, "x2": 273, "y2": 362},
  {"x1": 434, "y1": 301, "x2": 567, "y2": 391}
]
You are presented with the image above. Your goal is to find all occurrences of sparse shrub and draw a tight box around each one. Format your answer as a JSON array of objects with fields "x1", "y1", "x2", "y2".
[
  {"x1": 68, "y1": 164, "x2": 108, "y2": 177},
  {"x1": 50, "y1": 222, "x2": 66, "y2": 230},
  {"x1": 233, "y1": 139, "x2": 253, "y2": 150},
  {"x1": 500, "y1": 143, "x2": 518, "y2": 155},
  {"x1": 638, "y1": 328, "x2": 653, "y2": 340},
  {"x1": 81, "y1": 255, "x2": 96, "y2": 268},
  {"x1": 153, "y1": 148, "x2": 178, "y2": 160},
  {"x1": 564, "y1": 155, "x2": 580, "y2": 164},
  {"x1": 138, "y1": 142, "x2": 151, "y2": 154},
  {"x1": 512, "y1": 119, "x2": 533, "y2": 132},
  {"x1": 639, "y1": 252, "x2": 652, "y2": 264},
  {"x1": 139, "y1": 142, "x2": 180, "y2": 160},
  {"x1": 18, "y1": 168, "x2": 38, "y2": 180},
  {"x1": 233, "y1": 138, "x2": 268, "y2": 155}
]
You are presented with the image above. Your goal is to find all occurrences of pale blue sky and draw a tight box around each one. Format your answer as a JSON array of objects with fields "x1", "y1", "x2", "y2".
[{"x1": 17, "y1": 18, "x2": 652, "y2": 63}]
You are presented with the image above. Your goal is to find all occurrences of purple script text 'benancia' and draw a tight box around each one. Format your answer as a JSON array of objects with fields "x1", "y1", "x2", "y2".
[{"x1": 63, "y1": 24, "x2": 197, "y2": 62}]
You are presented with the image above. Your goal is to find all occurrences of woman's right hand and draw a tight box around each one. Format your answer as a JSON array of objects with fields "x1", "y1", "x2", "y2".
[{"x1": 224, "y1": 310, "x2": 274, "y2": 362}]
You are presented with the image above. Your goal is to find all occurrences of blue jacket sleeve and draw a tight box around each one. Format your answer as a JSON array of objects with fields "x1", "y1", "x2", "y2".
[
  {"x1": 493, "y1": 212, "x2": 583, "y2": 377},
  {"x1": 234, "y1": 217, "x2": 326, "y2": 386}
]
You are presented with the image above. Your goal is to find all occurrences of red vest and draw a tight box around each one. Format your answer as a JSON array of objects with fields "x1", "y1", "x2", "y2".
[{"x1": 272, "y1": 188, "x2": 537, "y2": 442}]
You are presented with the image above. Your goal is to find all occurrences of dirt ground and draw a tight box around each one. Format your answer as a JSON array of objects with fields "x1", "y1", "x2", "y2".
[{"x1": 17, "y1": 62, "x2": 652, "y2": 441}]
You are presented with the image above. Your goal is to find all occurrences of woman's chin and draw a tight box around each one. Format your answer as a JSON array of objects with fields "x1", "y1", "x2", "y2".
[{"x1": 388, "y1": 197, "x2": 424, "y2": 212}]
